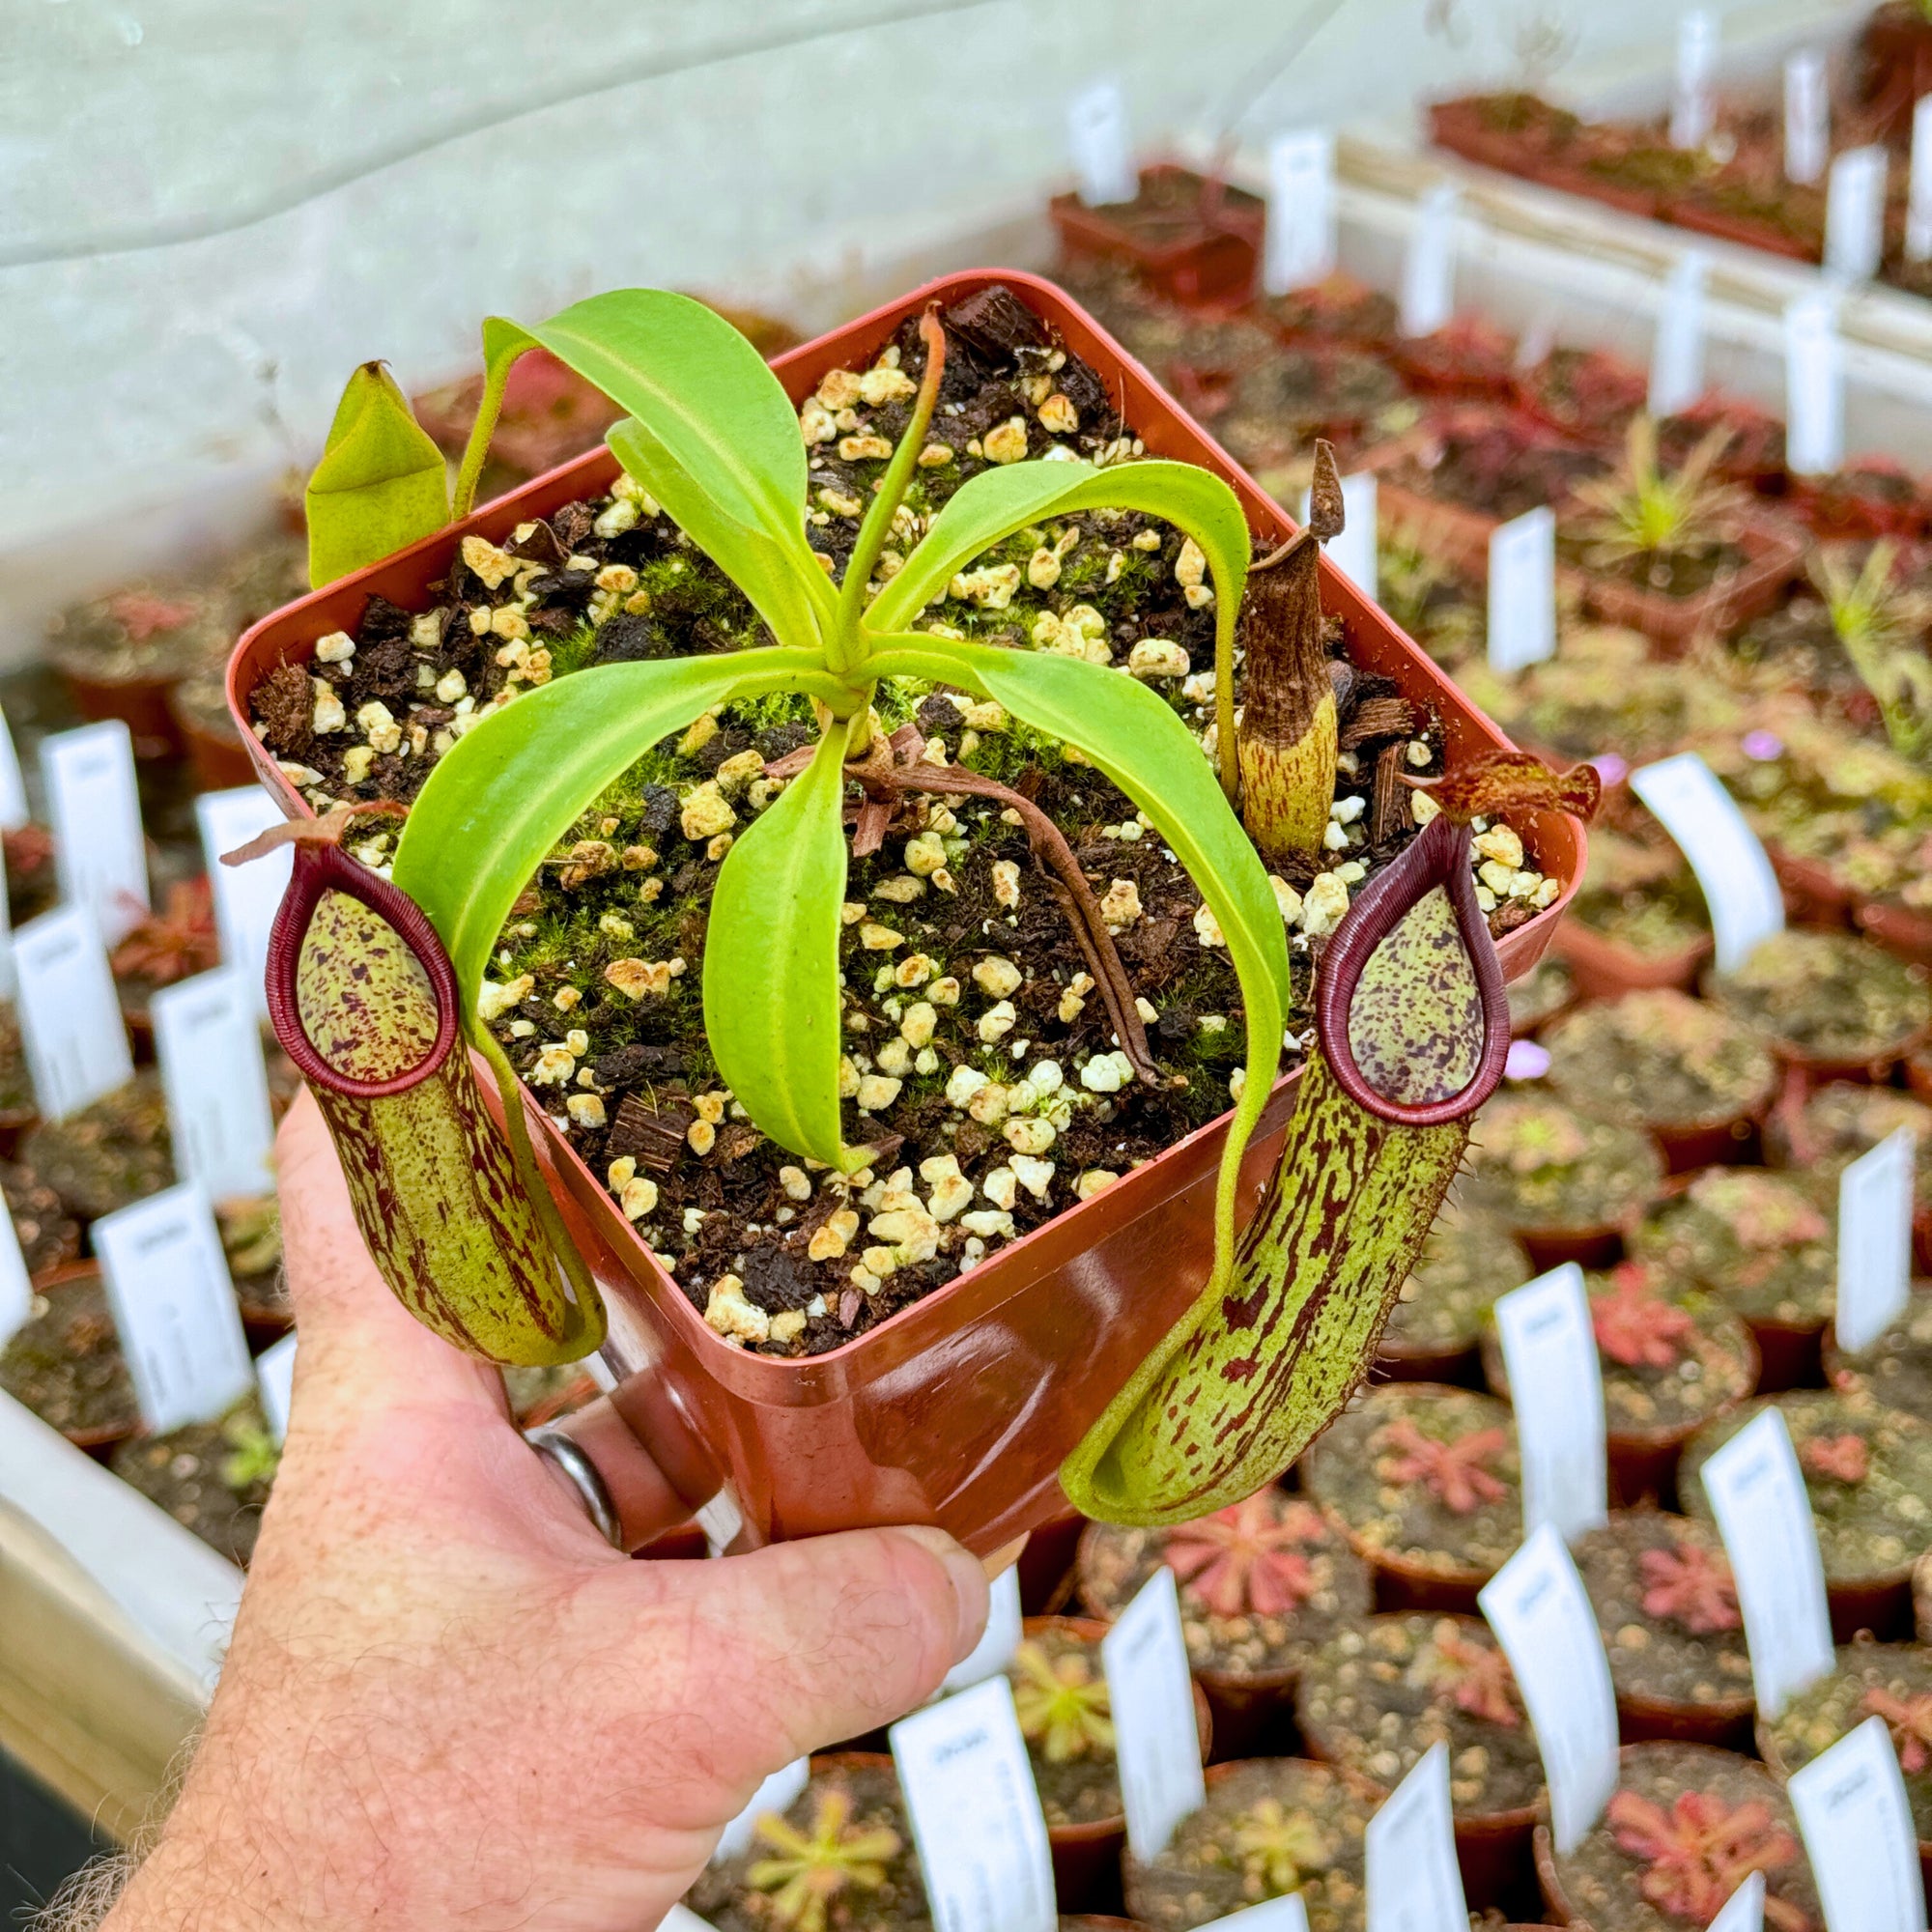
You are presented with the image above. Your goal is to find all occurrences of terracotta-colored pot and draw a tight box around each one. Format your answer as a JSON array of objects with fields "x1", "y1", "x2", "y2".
[
  {"x1": 1375, "y1": 1333, "x2": 1483, "y2": 1388},
  {"x1": 1670, "y1": 196, "x2": 1820, "y2": 263},
  {"x1": 1743, "y1": 1315, "x2": 1826, "y2": 1397},
  {"x1": 1827, "y1": 1567, "x2": 1916, "y2": 1644},
  {"x1": 1856, "y1": 896, "x2": 1932, "y2": 970},
  {"x1": 1605, "y1": 1329, "x2": 1759, "y2": 1510},
  {"x1": 1767, "y1": 847, "x2": 1857, "y2": 932},
  {"x1": 1616, "y1": 1681, "x2": 1755, "y2": 1751},
  {"x1": 1861, "y1": 1, "x2": 1932, "y2": 144},
  {"x1": 171, "y1": 699, "x2": 261, "y2": 793},
  {"x1": 226, "y1": 270, "x2": 1585, "y2": 1560},
  {"x1": 1513, "y1": 1212, "x2": 1639, "y2": 1275},
  {"x1": 1566, "y1": 516, "x2": 1806, "y2": 655},
  {"x1": 1548, "y1": 918, "x2": 1710, "y2": 1007},
  {"x1": 1050, "y1": 163, "x2": 1264, "y2": 307},
  {"x1": 0, "y1": 1104, "x2": 39, "y2": 1162},
  {"x1": 56, "y1": 668, "x2": 185, "y2": 760},
  {"x1": 1017, "y1": 1500, "x2": 1088, "y2": 1616},
  {"x1": 1324, "y1": 1515, "x2": 1492, "y2": 1617},
  {"x1": 1023, "y1": 1617, "x2": 1212, "y2": 1914}
]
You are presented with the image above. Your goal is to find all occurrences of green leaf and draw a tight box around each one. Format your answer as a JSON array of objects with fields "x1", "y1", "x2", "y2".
[
  {"x1": 390, "y1": 648, "x2": 842, "y2": 1012},
  {"x1": 868, "y1": 636, "x2": 1291, "y2": 1296},
  {"x1": 865, "y1": 457, "x2": 1250, "y2": 653},
  {"x1": 304, "y1": 361, "x2": 450, "y2": 589},
  {"x1": 514, "y1": 291, "x2": 836, "y2": 654},
  {"x1": 703, "y1": 721, "x2": 857, "y2": 1170}
]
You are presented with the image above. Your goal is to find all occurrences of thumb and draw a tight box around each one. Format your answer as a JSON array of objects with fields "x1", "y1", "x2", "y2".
[{"x1": 591, "y1": 1524, "x2": 989, "y2": 1820}]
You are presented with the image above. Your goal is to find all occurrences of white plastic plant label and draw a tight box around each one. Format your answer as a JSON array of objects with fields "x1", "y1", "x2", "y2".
[
  {"x1": 1784, "y1": 290, "x2": 1845, "y2": 477},
  {"x1": 1200, "y1": 1897, "x2": 1311, "y2": 1932},
  {"x1": 1494, "y1": 1264, "x2": 1607, "y2": 1545},
  {"x1": 711, "y1": 1756, "x2": 810, "y2": 1862},
  {"x1": 661, "y1": 1908, "x2": 717, "y2": 1932},
  {"x1": 1710, "y1": 1872, "x2": 1766, "y2": 1932},
  {"x1": 0, "y1": 1202, "x2": 33, "y2": 1350},
  {"x1": 198, "y1": 786, "x2": 291, "y2": 1021},
  {"x1": 42, "y1": 720, "x2": 149, "y2": 946},
  {"x1": 1400, "y1": 183, "x2": 1460, "y2": 339},
  {"x1": 942, "y1": 1562, "x2": 1022, "y2": 1693},
  {"x1": 153, "y1": 966, "x2": 276, "y2": 1202},
  {"x1": 891, "y1": 1675, "x2": 1056, "y2": 1932},
  {"x1": 0, "y1": 707, "x2": 28, "y2": 834},
  {"x1": 1365, "y1": 1742, "x2": 1467, "y2": 1932},
  {"x1": 1835, "y1": 1127, "x2": 1918, "y2": 1355},
  {"x1": 94, "y1": 1182, "x2": 254, "y2": 1435},
  {"x1": 1784, "y1": 51, "x2": 1830, "y2": 185},
  {"x1": 1629, "y1": 753, "x2": 1784, "y2": 975},
  {"x1": 1649, "y1": 252, "x2": 1710, "y2": 417},
  {"x1": 255, "y1": 1332, "x2": 297, "y2": 1445},
  {"x1": 1486, "y1": 506, "x2": 1556, "y2": 673},
  {"x1": 13, "y1": 904, "x2": 133, "y2": 1122},
  {"x1": 1789, "y1": 1716, "x2": 1929, "y2": 1932},
  {"x1": 1697, "y1": 1406, "x2": 1833, "y2": 1719},
  {"x1": 1066, "y1": 79, "x2": 1136, "y2": 208},
  {"x1": 1304, "y1": 473, "x2": 1378, "y2": 602},
  {"x1": 1102, "y1": 1566, "x2": 1207, "y2": 1861},
  {"x1": 1670, "y1": 12, "x2": 1718, "y2": 151},
  {"x1": 1910, "y1": 97, "x2": 1932, "y2": 264},
  {"x1": 1826, "y1": 146, "x2": 1889, "y2": 284},
  {"x1": 1264, "y1": 129, "x2": 1337, "y2": 296},
  {"x1": 1478, "y1": 1524, "x2": 1619, "y2": 1855}
]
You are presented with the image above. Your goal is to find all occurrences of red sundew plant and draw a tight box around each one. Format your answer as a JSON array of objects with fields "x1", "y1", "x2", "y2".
[
  {"x1": 110, "y1": 878, "x2": 220, "y2": 987},
  {"x1": 1591, "y1": 1264, "x2": 1698, "y2": 1369},
  {"x1": 1606, "y1": 1788, "x2": 1808, "y2": 1931},
  {"x1": 1418, "y1": 1622, "x2": 1520, "y2": 1727},
  {"x1": 1161, "y1": 1494, "x2": 1326, "y2": 1618},
  {"x1": 1864, "y1": 1688, "x2": 1932, "y2": 1774},
  {"x1": 1375, "y1": 1416, "x2": 1510, "y2": 1515},
  {"x1": 1802, "y1": 1433, "x2": 1870, "y2": 1485},
  {"x1": 1638, "y1": 1540, "x2": 1742, "y2": 1635}
]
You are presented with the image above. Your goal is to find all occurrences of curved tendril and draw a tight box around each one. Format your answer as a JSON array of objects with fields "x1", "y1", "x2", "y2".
[{"x1": 1314, "y1": 811, "x2": 1511, "y2": 1128}]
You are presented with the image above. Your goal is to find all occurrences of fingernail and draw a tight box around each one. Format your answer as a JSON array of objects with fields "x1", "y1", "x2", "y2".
[{"x1": 897, "y1": 1526, "x2": 990, "y2": 1663}]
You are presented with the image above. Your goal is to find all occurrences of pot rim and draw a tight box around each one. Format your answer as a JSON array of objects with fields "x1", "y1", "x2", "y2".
[{"x1": 225, "y1": 267, "x2": 1585, "y2": 1395}]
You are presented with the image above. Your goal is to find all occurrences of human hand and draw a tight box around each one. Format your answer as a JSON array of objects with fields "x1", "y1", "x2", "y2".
[{"x1": 100, "y1": 1090, "x2": 989, "y2": 1932}]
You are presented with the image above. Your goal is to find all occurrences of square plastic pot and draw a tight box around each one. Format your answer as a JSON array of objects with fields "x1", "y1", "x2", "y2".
[
  {"x1": 1049, "y1": 164, "x2": 1264, "y2": 307},
  {"x1": 227, "y1": 270, "x2": 1585, "y2": 1558}
]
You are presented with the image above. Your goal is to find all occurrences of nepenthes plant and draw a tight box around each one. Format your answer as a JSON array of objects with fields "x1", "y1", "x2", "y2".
[{"x1": 264, "y1": 286, "x2": 1593, "y2": 1524}]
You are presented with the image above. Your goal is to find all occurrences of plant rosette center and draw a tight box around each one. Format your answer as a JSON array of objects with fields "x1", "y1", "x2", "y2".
[
  {"x1": 1077, "y1": 1487, "x2": 1373, "y2": 1680},
  {"x1": 1634, "y1": 1170, "x2": 1835, "y2": 1328},
  {"x1": 1461, "y1": 1094, "x2": 1662, "y2": 1237},
  {"x1": 1303, "y1": 1384, "x2": 1521, "y2": 1583},
  {"x1": 1296, "y1": 1612, "x2": 1544, "y2": 1818},
  {"x1": 1573, "y1": 1512, "x2": 1753, "y2": 1718}
]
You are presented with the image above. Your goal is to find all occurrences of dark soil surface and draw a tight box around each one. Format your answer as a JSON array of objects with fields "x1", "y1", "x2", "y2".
[
  {"x1": 0, "y1": 1005, "x2": 35, "y2": 1120},
  {"x1": 1826, "y1": 1295, "x2": 1932, "y2": 1423},
  {"x1": 1559, "y1": 533, "x2": 1752, "y2": 603},
  {"x1": 1704, "y1": 930, "x2": 1932, "y2": 1065},
  {"x1": 245, "y1": 283, "x2": 1533, "y2": 1360},
  {"x1": 1379, "y1": 1205, "x2": 1531, "y2": 1360},
  {"x1": 1681, "y1": 1390, "x2": 1932, "y2": 1588},
  {"x1": 1544, "y1": 1742, "x2": 1819, "y2": 1932},
  {"x1": 1572, "y1": 1511, "x2": 1754, "y2": 1718},
  {"x1": 1634, "y1": 1170, "x2": 1835, "y2": 1328},
  {"x1": 23, "y1": 1073, "x2": 174, "y2": 1224},
  {"x1": 1075, "y1": 1487, "x2": 1372, "y2": 1681},
  {"x1": 1482, "y1": 1262, "x2": 1754, "y2": 1439},
  {"x1": 109, "y1": 1400, "x2": 274, "y2": 1567},
  {"x1": 1761, "y1": 1642, "x2": 1932, "y2": 1842},
  {"x1": 1303, "y1": 1385, "x2": 1521, "y2": 1584},
  {"x1": 1459, "y1": 1094, "x2": 1663, "y2": 1236},
  {"x1": 2, "y1": 1159, "x2": 80, "y2": 1280},
  {"x1": 1543, "y1": 989, "x2": 1775, "y2": 1134},
  {"x1": 684, "y1": 1757, "x2": 929, "y2": 1932},
  {"x1": 0, "y1": 1271, "x2": 135, "y2": 1441},
  {"x1": 1122, "y1": 1757, "x2": 1375, "y2": 1931},
  {"x1": 1295, "y1": 1612, "x2": 1544, "y2": 1817}
]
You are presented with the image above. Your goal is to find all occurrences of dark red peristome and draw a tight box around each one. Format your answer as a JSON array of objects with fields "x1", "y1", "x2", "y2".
[
  {"x1": 266, "y1": 839, "x2": 461, "y2": 1101},
  {"x1": 1315, "y1": 811, "x2": 1511, "y2": 1128}
]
